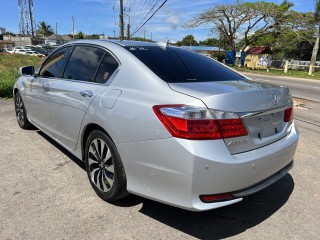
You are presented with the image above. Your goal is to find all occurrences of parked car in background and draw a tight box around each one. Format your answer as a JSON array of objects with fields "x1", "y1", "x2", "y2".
[
  {"x1": 13, "y1": 40, "x2": 299, "y2": 211},
  {"x1": 25, "y1": 50, "x2": 46, "y2": 58},
  {"x1": 13, "y1": 46, "x2": 25, "y2": 51},
  {"x1": 5, "y1": 48, "x2": 14, "y2": 54},
  {"x1": 0, "y1": 48, "x2": 14, "y2": 54},
  {"x1": 14, "y1": 49, "x2": 27, "y2": 55}
]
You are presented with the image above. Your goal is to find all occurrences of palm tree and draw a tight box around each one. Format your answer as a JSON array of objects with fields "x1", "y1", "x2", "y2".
[
  {"x1": 37, "y1": 21, "x2": 54, "y2": 37},
  {"x1": 309, "y1": 0, "x2": 320, "y2": 75}
]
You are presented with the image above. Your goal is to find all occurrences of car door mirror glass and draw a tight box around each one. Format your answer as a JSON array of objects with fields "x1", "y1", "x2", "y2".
[{"x1": 19, "y1": 66, "x2": 35, "y2": 76}]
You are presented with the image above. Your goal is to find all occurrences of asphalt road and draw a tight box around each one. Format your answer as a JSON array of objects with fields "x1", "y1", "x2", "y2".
[
  {"x1": 243, "y1": 72, "x2": 320, "y2": 103},
  {"x1": 1, "y1": 95, "x2": 320, "y2": 239}
]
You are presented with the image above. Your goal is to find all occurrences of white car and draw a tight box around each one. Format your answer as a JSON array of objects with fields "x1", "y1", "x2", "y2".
[
  {"x1": 2, "y1": 48, "x2": 14, "y2": 54},
  {"x1": 14, "y1": 40, "x2": 299, "y2": 211},
  {"x1": 25, "y1": 51, "x2": 46, "y2": 58},
  {"x1": 14, "y1": 49, "x2": 27, "y2": 55}
]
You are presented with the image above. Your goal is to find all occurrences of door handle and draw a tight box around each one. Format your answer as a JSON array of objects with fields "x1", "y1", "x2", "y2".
[
  {"x1": 43, "y1": 84, "x2": 50, "y2": 91},
  {"x1": 80, "y1": 90, "x2": 93, "y2": 97}
]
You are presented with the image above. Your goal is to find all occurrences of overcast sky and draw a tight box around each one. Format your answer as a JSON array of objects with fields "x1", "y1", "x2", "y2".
[{"x1": 0, "y1": 0, "x2": 315, "y2": 42}]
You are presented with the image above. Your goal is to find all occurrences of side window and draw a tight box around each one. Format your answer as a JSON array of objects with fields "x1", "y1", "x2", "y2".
[
  {"x1": 39, "y1": 46, "x2": 71, "y2": 78},
  {"x1": 94, "y1": 52, "x2": 119, "y2": 84},
  {"x1": 63, "y1": 46, "x2": 105, "y2": 82}
]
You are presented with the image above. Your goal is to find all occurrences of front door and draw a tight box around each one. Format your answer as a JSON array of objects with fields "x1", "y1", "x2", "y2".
[{"x1": 23, "y1": 46, "x2": 72, "y2": 134}]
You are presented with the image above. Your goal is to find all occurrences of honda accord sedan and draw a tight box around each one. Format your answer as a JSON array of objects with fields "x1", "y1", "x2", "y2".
[{"x1": 13, "y1": 40, "x2": 299, "y2": 211}]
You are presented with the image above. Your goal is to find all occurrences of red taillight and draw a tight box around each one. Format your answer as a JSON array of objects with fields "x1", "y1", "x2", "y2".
[
  {"x1": 284, "y1": 107, "x2": 293, "y2": 122},
  {"x1": 200, "y1": 193, "x2": 234, "y2": 203},
  {"x1": 219, "y1": 119, "x2": 248, "y2": 138},
  {"x1": 153, "y1": 105, "x2": 247, "y2": 140}
]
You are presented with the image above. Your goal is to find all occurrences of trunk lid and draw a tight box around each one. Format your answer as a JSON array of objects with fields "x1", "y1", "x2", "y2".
[{"x1": 168, "y1": 80, "x2": 293, "y2": 154}]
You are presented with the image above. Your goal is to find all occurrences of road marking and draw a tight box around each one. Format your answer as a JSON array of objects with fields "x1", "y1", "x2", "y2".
[{"x1": 313, "y1": 87, "x2": 320, "y2": 89}]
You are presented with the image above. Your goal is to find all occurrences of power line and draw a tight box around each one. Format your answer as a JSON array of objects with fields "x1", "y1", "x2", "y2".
[
  {"x1": 130, "y1": 0, "x2": 167, "y2": 37},
  {"x1": 132, "y1": 0, "x2": 159, "y2": 34},
  {"x1": 128, "y1": 0, "x2": 156, "y2": 33}
]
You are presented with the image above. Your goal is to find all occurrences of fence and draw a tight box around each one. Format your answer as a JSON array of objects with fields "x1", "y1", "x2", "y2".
[{"x1": 270, "y1": 60, "x2": 320, "y2": 73}]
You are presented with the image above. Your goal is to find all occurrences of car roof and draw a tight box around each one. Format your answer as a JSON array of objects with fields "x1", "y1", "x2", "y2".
[
  {"x1": 106, "y1": 40, "x2": 163, "y2": 47},
  {"x1": 66, "y1": 39, "x2": 167, "y2": 48}
]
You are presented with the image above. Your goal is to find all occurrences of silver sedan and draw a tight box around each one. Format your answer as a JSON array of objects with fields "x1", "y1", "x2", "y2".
[{"x1": 13, "y1": 40, "x2": 299, "y2": 211}]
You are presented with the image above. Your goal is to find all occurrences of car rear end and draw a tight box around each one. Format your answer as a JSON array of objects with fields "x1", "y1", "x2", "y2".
[
  {"x1": 113, "y1": 42, "x2": 299, "y2": 211},
  {"x1": 151, "y1": 82, "x2": 297, "y2": 210}
]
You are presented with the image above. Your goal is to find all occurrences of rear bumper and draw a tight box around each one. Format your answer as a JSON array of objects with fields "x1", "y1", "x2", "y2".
[
  {"x1": 233, "y1": 160, "x2": 293, "y2": 198},
  {"x1": 117, "y1": 122, "x2": 298, "y2": 211}
]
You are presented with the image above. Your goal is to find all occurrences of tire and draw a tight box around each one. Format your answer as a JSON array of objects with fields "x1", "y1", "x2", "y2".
[
  {"x1": 85, "y1": 130, "x2": 128, "y2": 201},
  {"x1": 14, "y1": 91, "x2": 33, "y2": 129}
]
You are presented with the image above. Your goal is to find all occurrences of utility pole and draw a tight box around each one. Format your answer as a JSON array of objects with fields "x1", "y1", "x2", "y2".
[
  {"x1": 119, "y1": 0, "x2": 124, "y2": 40},
  {"x1": 127, "y1": 23, "x2": 130, "y2": 40},
  {"x1": 72, "y1": 16, "x2": 75, "y2": 39},
  {"x1": 144, "y1": 27, "x2": 146, "y2": 39},
  {"x1": 56, "y1": 22, "x2": 57, "y2": 34}
]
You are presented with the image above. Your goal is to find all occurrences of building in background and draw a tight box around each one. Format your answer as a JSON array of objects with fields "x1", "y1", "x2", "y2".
[
  {"x1": 244, "y1": 46, "x2": 272, "y2": 69},
  {"x1": 46, "y1": 34, "x2": 72, "y2": 46}
]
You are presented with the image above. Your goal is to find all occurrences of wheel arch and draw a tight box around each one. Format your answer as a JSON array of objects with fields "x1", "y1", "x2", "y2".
[
  {"x1": 81, "y1": 123, "x2": 114, "y2": 161},
  {"x1": 13, "y1": 88, "x2": 19, "y2": 95}
]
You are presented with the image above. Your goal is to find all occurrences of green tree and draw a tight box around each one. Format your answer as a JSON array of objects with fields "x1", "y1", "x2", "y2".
[
  {"x1": 185, "y1": 1, "x2": 296, "y2": 56},
  {"x1": 176, "y1": 35, "x2": 198, "y2": 46},
  {"x1": 75, "y1": 31, "x2": 85, "y2": 39},
  {"x1": 4, "y1": 32, "x2": 15, "y2": 36},
  {"x1": 37, "y1": 21, "x2": 54, "y2": 37},
  {"x1": 241, "y1": 9, "x2": 317, "y2": 60},
  {"x1": 131, "y1": 37, "x2": 152, "y2": 42},
  {"x1": 246, "y1": 30, "x2": 313, "y2": 60},
  {"x1": 199, "y1": 38, "x2": 220, "y2": 46},
  {"x1": 85, "y1": 34, "x2": 100, "y2": 39}
]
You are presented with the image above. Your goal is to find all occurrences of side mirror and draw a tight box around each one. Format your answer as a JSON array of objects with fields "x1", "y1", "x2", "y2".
[{"x1": 19, "y1": 66, "x2": 35, "y2": 76}]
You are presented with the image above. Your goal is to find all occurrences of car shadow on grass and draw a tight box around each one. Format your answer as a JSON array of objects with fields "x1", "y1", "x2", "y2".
[{"x1": 36, "y1": 130, "x2": 294, "y2": 239}]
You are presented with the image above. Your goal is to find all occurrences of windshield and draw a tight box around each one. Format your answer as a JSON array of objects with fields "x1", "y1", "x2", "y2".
[{"x1": 124, "y1": 46, "x2": 245, "y2": 83}]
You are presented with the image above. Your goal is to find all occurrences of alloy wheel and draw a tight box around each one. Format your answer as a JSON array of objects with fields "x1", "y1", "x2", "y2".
[
  {"x1": 15, "y1": 94, "x2": 25, "y2": 126},
  {"x1": 87, "y1": 138, "x2": 114, "y2": 192}
]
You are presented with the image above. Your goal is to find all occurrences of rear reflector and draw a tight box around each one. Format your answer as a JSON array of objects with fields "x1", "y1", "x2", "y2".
[
  {"x1": 153, "y1": 105, "x2": 248, "y2": 140},
  {"x1": 284, "y1": 107, "x2": 293, "y2": 122},
  {"x1": 200, "y1": 194, "x2": 234, "y2": 203}
]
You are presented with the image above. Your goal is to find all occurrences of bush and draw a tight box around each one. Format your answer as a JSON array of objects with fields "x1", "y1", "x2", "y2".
[
  {"x1": 211, "y1": 52, "x2": 226, "y2": 62},
  {"x1": 0, "y1": 54, "x2": 42, "y2": 98}
]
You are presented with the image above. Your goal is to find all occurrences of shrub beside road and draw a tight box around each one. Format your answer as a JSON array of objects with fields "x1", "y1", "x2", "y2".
[{"x1": 0, "y1": 54, "x2": 42, "y2": 98}]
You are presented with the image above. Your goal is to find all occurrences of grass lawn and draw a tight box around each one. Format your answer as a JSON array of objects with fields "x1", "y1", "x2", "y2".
[
  {"x1": 0, "y1": 53, "x2": 42, "y2": 98},
  {"x1": 233, "y1": 66, "x2": 320, "y2": 80}
]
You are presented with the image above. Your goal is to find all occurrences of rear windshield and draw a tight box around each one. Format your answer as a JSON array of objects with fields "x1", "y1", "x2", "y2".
[{"x1": 124, "y1": 46, "x2": 245, "y2": 83}]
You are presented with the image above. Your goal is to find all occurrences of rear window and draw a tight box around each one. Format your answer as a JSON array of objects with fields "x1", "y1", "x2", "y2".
[{"x1": 124, "y1": 46, "x2": 245, "y2": 83}]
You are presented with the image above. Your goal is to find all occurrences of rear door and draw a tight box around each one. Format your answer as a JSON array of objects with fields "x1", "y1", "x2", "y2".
[{"x1": 49, "y1": 45, "x2": 119, "y2": 150}]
